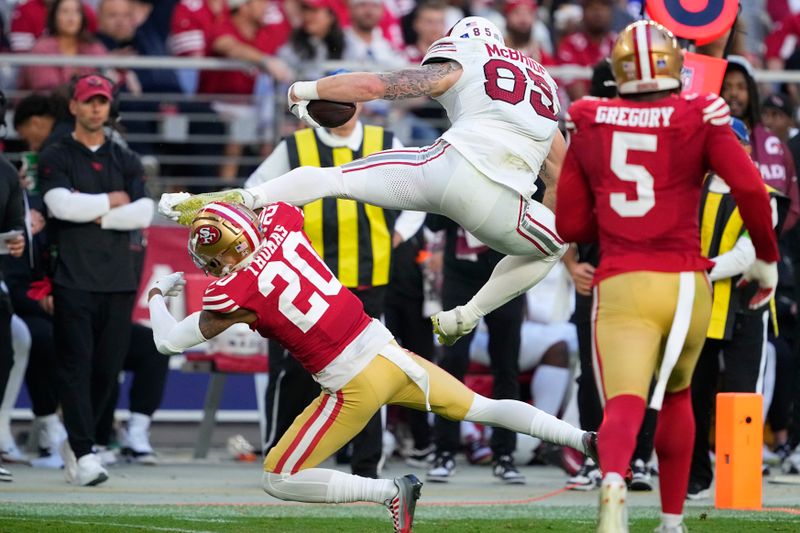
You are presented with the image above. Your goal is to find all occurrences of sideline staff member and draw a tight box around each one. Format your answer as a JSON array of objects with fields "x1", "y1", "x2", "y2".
[{"x1": 38, "y1": 75, "x2": 154, "y2": 486}]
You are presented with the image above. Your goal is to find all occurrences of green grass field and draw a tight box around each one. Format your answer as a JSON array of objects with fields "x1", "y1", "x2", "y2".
[{"x1": 0, "y1": 502, "x2": 797, "y2": 532}]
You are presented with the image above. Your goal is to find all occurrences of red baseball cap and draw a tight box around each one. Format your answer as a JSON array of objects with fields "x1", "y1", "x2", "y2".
[
  {"x1": 73, "y1": 75, "x2": 113, "y2": 102},
  {"x1": 504, "y1": 0, "x2": 536, "y2": 16}
]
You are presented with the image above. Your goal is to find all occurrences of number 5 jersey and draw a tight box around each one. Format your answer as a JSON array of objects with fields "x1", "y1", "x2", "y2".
[
  {"x1": 558, "y1": 92, "x2": 779, "y2": 284},
  {"x1": 422, "y1": 37, "x2": 560, "y2": 199},
  {"x1": 202, "y1": 202, "x2": 393, "y2": 389}
]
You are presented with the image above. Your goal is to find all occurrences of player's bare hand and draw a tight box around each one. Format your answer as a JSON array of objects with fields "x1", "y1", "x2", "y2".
[
  {"x1": 38, "y1": 295, "x2": 54, "y2": 315},
  {"x1": 736, "y1": 259, "x2": 778, "y2": 309},
  {"x1": 5, "y1": 234, "x2": 25, "y2": 258},
  {"x1": 108, "y1": 191, "x2": 131, "y2": 208},
  {"x1": 149, "y1": 272, "x2": 186, "y2": 300},
  {"x1": 568, "y1": 262, "x2": 595, "y2": 296}
]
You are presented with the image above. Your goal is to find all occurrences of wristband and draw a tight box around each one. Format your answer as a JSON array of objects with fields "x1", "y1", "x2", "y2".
[{"x1": 292, "y1": 81, "x2": 320, "y2": 101}]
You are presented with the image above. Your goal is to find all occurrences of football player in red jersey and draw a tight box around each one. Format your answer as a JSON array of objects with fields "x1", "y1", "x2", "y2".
[
  {"x1": 555, "y1": 21, "x2": 780, "y2": 533},
  {"x1": 147, "y1": 201, "x2": 597, "y2": 533}
]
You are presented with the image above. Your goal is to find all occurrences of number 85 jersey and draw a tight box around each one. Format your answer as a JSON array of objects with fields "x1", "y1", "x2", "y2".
[
  {"x1": 202, "y1": 202, "x2": 392, "y2": 375},
  {"x1": 423, "y1": 37, "x2": 560, "y2": 199}
]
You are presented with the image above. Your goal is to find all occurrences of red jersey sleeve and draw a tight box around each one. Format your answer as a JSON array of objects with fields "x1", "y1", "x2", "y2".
[
  {"x1": 556, "y1": 104, "x2": 598, "y2": 243},
  {"x1": 701, "y1": 95, "x2": 779, "y2": 262},
  {"x1": 765, "y1": 14, "x2": 800, "y2": 61},
  {"x1": 258, "y1": 202, "x2": 305, "y2": 233},
  {"x1": 202, "y1": 277, "x2": 243, "y2": 313}
]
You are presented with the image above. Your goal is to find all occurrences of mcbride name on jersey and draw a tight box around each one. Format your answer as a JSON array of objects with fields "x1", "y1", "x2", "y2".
[
  {"x1": 422, "y1": 37, "x2": 560, "y2": 199},
  {"x1": 561, "y1": 92, "x2": 779, "y2": 283},
  {"x1": 201, "y1": 202, "x2": 390, "y2": 375}
]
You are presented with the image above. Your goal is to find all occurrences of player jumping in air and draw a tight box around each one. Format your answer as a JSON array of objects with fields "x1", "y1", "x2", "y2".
[
  {"x1": 147, "y1": 201, "x2": 597, "y2": 533},
  {"x1": 158, "y1": 16, "x2": 566, "y2": 346},
  {"x1": 555, "y1": 21, "x2": 779, "y2": 533}
]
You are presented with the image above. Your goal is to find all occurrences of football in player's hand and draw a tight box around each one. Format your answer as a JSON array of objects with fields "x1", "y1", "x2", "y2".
[{"x1": 307, "y1": 100, "x2": 356, "y2": 128}]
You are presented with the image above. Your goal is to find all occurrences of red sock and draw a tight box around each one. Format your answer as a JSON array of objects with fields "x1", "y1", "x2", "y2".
[
  {"x1": 597, "y1": 395, "x2": 646, "y2": 476},
  {"x1": 654, "y1": 388, "x2": 694, "y2": 514}
]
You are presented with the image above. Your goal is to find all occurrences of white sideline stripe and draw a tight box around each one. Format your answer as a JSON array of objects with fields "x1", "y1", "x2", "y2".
[
  {"x1": 13, "y1": 517, "x2": 213, "y2": 533},
  {"x1": 635, "y1": 25, "x2": 652, "y2": 80},
  {"x1": 649, "y1": 271, "x2": 695, "y2": 410}
]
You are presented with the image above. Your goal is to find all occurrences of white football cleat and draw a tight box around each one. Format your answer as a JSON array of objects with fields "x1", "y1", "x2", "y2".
[
  {"x1": 597, "y1": 473, "x2": 629, "y2": 533},
  {"x1": 431, "y1": 306, "x2": 477, "y2": 346},
  {"x1": 75, "y1": 453, "x2": 109, "y2": 487}
]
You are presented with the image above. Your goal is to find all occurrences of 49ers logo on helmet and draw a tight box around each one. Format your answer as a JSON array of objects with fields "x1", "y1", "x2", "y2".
[{"x1": 196, "y1": 225, "x2": 222, "y2": 245}]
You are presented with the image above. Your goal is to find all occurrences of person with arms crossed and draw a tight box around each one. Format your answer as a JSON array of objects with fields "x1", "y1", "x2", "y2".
[
  {"x1": 159, "y1": 15, "x2": 567, "y2": 348},
  {"x1": 147, "y1": 200, "x2": 597, "y2": 533},
  {"x1": 555, "y1": 21, "x2": 780, "y2": 533}
]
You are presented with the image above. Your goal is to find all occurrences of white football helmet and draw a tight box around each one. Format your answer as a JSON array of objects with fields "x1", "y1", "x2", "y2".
[{"x1": 447, "y1": 16, "x2": 505, "y2": 46}]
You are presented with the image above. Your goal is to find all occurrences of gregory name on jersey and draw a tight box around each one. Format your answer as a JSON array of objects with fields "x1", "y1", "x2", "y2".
[{"x1": 594, "y1": 105, "x2": 675, "y2": 128}]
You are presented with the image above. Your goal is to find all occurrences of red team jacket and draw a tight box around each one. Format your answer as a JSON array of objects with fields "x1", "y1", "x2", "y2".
[
  {"x1": 556, "y1": 93, "x2": 779, "y2": 284},
  {"x1": 202, "y1": 203, "x2": 373, "y2": 374}
]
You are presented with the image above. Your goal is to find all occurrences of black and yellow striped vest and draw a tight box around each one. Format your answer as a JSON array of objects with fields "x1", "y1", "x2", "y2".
[
  {"x1": 699, "y1": 176, "x2": 779, "y2": 339},
  {"x1": 286, "y1": 126, "x2": 396, "y2": 288}
]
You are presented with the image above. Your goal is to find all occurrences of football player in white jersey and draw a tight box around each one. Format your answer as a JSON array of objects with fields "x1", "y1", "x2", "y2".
[{"x1": 159, "y1": 16, "x2": 567, "y2": 346}]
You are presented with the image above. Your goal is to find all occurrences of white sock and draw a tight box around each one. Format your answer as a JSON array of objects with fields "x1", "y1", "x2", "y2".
[
  {"x1": 531, "y1": 365, "x2": 571, "y2": 416},
  {"x1": 465, "y1": 394, "x2": 585, "y2": 452},
  {"x1": 661, "y1": 513, "x2": 683, "y2": 528},
  {"x1": 128, "y1": 412, "x2": 151, "y2": 432},
  {"x1": 468, "y1": 255, "x2": 560, "y2": 318},
  {"x1": 263, "y1": 468, "x2": 397, "y2": 504}
]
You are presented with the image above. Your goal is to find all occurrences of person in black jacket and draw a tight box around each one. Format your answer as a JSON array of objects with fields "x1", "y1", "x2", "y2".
[
  {"x1": 0, "y1": 89, "x2": 26, "y2": 481},
  {"x1": 37, "y1": 75, "x2": 154, "y2": 486}
]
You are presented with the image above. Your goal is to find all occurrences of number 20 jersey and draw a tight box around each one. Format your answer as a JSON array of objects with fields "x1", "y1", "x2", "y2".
[
  {"x1": 422, "y1": 38, "x2": 561, "y2": 199},
  {"x1": 201, "y1": 202, "x2": 391, "y2": 375}
]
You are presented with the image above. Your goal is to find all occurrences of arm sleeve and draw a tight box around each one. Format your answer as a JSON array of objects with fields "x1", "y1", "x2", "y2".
[
  {"x1": 708, "y1": 234, "x2": 756, "y2": 282},
  {"x1": 100, "y1": 198, "x2": 155, "y2": 230},
  {"x1": 555, "y1": 138, "x2": 598, "y2": 243},
  {"x1": 43, "y1": 188, "x2": 111, "y2": 223},
  {"x1": 704, "y1": 114, "x2": 779, "y2": 262},
  {"x1": 244, "y1": 141, "x2": 290, "y2": 188},
  {"x1": 149, "y1": 294, "x2": 207, "y2": 355},
  {"x1": 394, "y1": 210, "x2": 426, "y2": 242}
]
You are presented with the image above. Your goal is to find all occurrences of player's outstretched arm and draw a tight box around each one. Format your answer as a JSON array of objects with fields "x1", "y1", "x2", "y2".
[
  {"x1": 290, "y1": 62, "x2": 463, "y2": 103},
  {"x1": 147, "y1": 273, "x2": 256, "y2": 355}
]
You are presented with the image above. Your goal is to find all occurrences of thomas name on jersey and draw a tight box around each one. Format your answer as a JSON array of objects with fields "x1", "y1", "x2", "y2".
[
  {"x1": 593, "y1": 105, "x2": 675, "y2": 128},
  {"x1": 243, "y1": 224, "x2": 289, "y2": 276}
]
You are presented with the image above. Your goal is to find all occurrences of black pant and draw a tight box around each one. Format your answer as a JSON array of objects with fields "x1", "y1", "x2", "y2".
[
  {"x1": 95, "y1": 324, "x2": 171, "y2": 446},
  {"x1": 22, "y1": 315, "x2": 59, "y2": 417},
  {"x1": 0, "y1": 290, "x2": 13, "y2": 403},
  {"x1": 574, "y1": 293, "x2": 657, "y2": 462},
  {"x1": 767, "y1": 332, "x2": 797, "y2": 433},
  {"x1": 690, "y1": 311, "x2": 767, "y2": 488},
  {"x1": 53, "y1": 285, "x2": 135, "y2": 458},
  {"x1": 263, "y1": 286, "x2": 385, "y2": 478},
  {"x1": 434, "y1": 278, "x2": 525, "y2": 457},
  {"x1": 384, "y1": 293, "x2": 434, "y2": 450}
]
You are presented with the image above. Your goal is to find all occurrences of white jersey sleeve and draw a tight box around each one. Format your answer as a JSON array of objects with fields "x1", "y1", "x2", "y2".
[{"x1": 420, "y1": 37, "x2": 561, "y2": 199}]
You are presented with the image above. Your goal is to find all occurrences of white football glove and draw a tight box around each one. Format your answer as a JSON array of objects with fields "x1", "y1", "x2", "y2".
[
  {"x1": 152, "y1": 272, "x2": 186, "y2": 298},
  {"x1": 736, "y1": 259, "x2": 778, "y2": 309},
  {"x1": 158, "y1": 192, "x2": 191, "y2": 222},
  {"x1": 288, "y1": 84, "x2": 322, "y2": 129}
]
